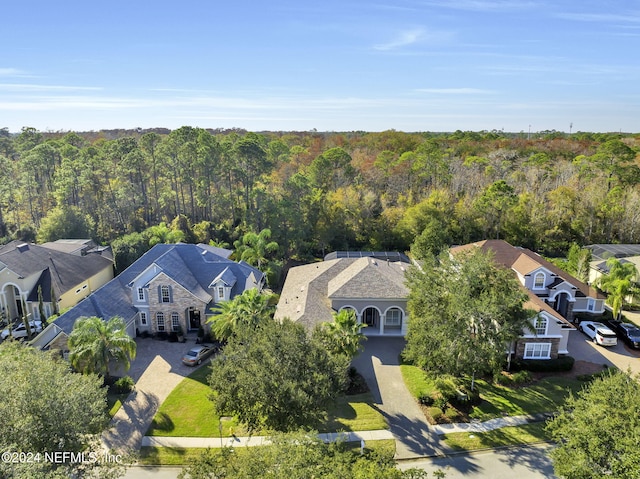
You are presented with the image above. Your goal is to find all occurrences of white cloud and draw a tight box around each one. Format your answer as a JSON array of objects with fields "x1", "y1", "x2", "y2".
[
  {"x1": 0, "y1": 83, "x2": 103, "y2": 92},
  {"x1": 0, "y1": 68, "x2": 29, "y2": 77},
  {"x1": 374, "y1": 28, "x2": 426, "y2": 51}
]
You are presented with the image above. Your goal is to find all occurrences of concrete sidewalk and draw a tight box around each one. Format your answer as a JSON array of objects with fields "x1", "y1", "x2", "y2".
[{"x1": 141, "y1": 413, "x2": 550, "y2": 450}]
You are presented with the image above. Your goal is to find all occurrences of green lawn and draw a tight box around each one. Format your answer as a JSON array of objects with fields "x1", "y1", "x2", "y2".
[
  {"x1": 147, "y1": 365, "x2": 387, "y2": 437},
  {"x1": 400, "y1": 362, "x2": 584, "y2": 422},
  {"x1": 138, "y1": 440, "x2": 396, "y2": 466},
  {"x1": 107, "y1": 392, "x2": 130, "y2": 417},
  {"x1": 441, "y1": 422, "x2": 550, "y2": 451},
  {"x1": 322, "y1": 393, "x2": 387, "y2": 432}
]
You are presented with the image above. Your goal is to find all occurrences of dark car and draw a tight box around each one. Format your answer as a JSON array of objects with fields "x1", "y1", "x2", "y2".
[{"x1": 607, "y1": 320, "x2": 640, "y2": 349}]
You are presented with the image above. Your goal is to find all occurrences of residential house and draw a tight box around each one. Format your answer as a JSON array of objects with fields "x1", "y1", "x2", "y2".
[
  {"x1": 0, "y1": 240, "x2": 114, "y2": 324},
  {"x1": 451, "y1": 240, "x2": 607, "y2": 360},
  {"x1": 586, "y1": 244, "x2": 640, "y2": 304},
  {"x1": 275, "y1": 252, "x2": 411, "y2": 336},
  {"x1": 33, "y1": 243, "x2": 265, "y2": 352}
]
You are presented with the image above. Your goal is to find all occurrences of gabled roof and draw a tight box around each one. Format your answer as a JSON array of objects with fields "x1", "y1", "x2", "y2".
[
  {"x1": 53, "y1": 243, "x2": 265, "y2": 335},
  {"x1": 451, "y1": 240, "x2": 605, "y2": 300},
  {"x1": 0, "y1": 241, "x2": 113, "y2": 298},
  {"x1": 210, "y1": 267, "x2": 237, "y2": 288}
]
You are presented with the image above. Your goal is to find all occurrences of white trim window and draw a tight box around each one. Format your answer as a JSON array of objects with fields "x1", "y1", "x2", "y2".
[
  {"x1": 385, "y1": 308, "x2": 402, "y2": 326},
  {"x1": 139, "y1": 311, "x2": 148, "y2": 326},
  {"x1": 157, "y1": 312, "x2": 165, "y2": 332},
  {"x1": 138, "y1": 287, "x2": 145, "y2": 301},
  {"x1": 171, "y1": 312, "x2": 180, "y2": 332},
  {"x1": 534, "y1": 316, "x2": 548, "y2": 335},
  {"x1": 217, "y1": 286, "x2": 225, "y2": 300},
  {"x1": 524, "y1": 342, "x2": 551, "y2": 359},
  {"x1": 533, "y1": 272, "x2": 545, "y2": 289},
  {"x1": 587, "y1": 298, "x2": 595, "y2": 312},
  {"x1": 161, "y1": 285, "x2": 171, "y2": 303}
]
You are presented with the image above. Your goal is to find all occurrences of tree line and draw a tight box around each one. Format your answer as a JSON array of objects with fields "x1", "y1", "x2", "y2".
[{"x1": 1, "y1": 126, "x2": 639, "y2": 266}]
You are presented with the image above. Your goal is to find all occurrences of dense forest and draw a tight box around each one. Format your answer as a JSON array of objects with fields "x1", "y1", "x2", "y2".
[{"x1": 1, "y1": 126, "x2": 639, "y2": 277}]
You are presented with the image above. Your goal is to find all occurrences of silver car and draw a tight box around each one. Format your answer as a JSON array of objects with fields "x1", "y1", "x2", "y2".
[
  {"x1": 1, "y1": 321, "x2": 43, "y2": 340},
  {"x1": 181, "y1": 345, "x2": 216, "y2": 366}
]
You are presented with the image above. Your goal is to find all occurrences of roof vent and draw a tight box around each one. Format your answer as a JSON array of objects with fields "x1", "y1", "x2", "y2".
[{"x1": 17, "y1": 243, "x2": 29, "y2": 253}]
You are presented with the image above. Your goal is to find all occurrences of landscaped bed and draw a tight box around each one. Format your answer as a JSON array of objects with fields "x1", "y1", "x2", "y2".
[
  {"x1": 138, "y1": 440, "x2": 397, "y2": 466},
  {"x1": 147, "y1": 364, "x2": 387, "y2": 438},
  {"x1": 400, "y1": 362, "x2": 588, "y2": 425}
]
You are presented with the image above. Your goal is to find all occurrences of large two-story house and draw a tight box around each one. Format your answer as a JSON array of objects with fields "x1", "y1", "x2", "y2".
[
  {"x1": 451, "y1": 240, "x2": 606, "y2": 360},
  {"x1": 33, "y1": 243, "x2": 265, "y2": 352},
  {"x1": 0, "y1": 240, "x2": 114, "y2": 324}
]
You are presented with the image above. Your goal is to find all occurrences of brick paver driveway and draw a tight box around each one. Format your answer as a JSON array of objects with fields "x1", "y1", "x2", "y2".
[{"x1": 103, "y1": 336, "x2": 206, "y2": 453}]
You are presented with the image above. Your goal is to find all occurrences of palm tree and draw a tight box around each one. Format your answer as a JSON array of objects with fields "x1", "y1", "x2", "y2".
[
  {"x1": 318, "y1": 309, "x2": 366, "y2": 360},
  {"x1": 234, "y1": 228, "x2": 279, "y2": 270},
  {"x1": 207, "y1": 288, "x2": 276, "y2": 341},
  {"x1": 597, "y1": 258, "x2": 639, "y2": 320},
  {"x1": 68, "y1": 316, "x2": 137, "y2": 381}
]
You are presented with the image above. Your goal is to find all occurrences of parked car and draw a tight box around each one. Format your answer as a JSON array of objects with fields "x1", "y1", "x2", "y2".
[
  {"x1": 578, "y1": 321, "x2": 618, "y2": 347},
  {"x1": 0, "y1": 320, "x2": 43, "y2": 340},
  {"x1": 606, "y1": 319, "x2": 640, "y2": 349},
  {"x1": 181, "y1": 345, "x2": 216, "y2": 366}
]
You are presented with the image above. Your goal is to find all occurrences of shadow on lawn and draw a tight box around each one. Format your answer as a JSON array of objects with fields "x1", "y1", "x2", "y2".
[{"x1": 149, "y1": 412, "x2": 175, "y2": 434}]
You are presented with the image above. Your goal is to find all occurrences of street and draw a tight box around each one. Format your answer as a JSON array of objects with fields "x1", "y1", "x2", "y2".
[{"x1": 398, "y1": 444, "x2": 557, "y2": 479}]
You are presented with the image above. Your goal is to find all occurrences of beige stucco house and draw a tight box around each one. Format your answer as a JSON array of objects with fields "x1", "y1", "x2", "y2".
[{"x1": 275, "y1": 252, "x2": 411, "y2": 336}]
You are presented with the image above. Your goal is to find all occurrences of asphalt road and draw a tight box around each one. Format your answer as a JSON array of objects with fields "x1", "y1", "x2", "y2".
[
  {"x1": 398, "y1": 444, "x2": 557, "y2": 478},
  {"x1": 122, "y1": 445, "x2": 558, "y2": 479}
]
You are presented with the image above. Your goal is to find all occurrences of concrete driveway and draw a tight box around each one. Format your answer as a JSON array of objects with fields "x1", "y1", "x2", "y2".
[
  {"x1": 352, "y1": 337, "x2": 449, "y2": 459},
  {"x1": 569, "y1": 322, "x2": 640, "y2": 375},
  {"x1": 103, "y1": 336, "x2": 208, "y2": 453}
]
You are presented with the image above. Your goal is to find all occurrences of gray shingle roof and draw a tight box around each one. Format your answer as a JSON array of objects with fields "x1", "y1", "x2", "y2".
[
  {"x1": 0, "y1": 241, "x2": 113, "y2": 300},
  {"x1": 53, "y1": 243, "x2": 265, "y2": 335},
  {"x1": 276, "y1": 255, "x2": 410, "y2": 332}
]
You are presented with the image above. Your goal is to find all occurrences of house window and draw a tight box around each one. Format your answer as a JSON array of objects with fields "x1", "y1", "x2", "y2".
[
  {"x1": 385, "y1": 308, "x2": 402, "y2": 326},
  {"x1": 138, "y1": 287, "x2": 145, "y2": 301},
  {"x1": 171, "y1": 312, "x2": 180, "y2": 332},
  {"x1": 32, "y1": 305, "x2": 40, "y2": 320},
  {"x1": 524, "y1": 343, "x2": 551, "y2": 359},
  {"x1": 533, "y1": 272, "x2": 545, "y2": 289},
  {"x1": 161, "y1": 285, "x2": 170, "y2": 303},
  {"x1": 587, "y1": 299, "x2": 595, "y2": 311},
  {"x1": 534, "y1": 316, "x2": 548, "y2": 335},
  {"x1": 140, "y1": 312, "x2": 147, "y2": 326},
  {"x1": 218, "y1": 286, "x2": 225, "y2": 300},
  {"x1": 157, "y1": 312, "x2": 165, "y2": 332}
]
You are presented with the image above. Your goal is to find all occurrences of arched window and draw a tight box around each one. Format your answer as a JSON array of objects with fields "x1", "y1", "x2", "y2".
[
  {"x1": 385, "y1": 308, "x2": 403, "y2": 326},
  {"x1": 160, "y1": 285, "x2": 171, "y2": 303},
  {"x1": 171, "y1": 312, "x2": 180, "y2": 332},
  {"x1": 533, "y1": 272, "x2": 545, "y2": 289},
  {"x1": 156, "y1": 312, "x2": 165, "y2": 332},
  {"x1": 534, "y1": 316, "x2": 548, "y2": 335}
]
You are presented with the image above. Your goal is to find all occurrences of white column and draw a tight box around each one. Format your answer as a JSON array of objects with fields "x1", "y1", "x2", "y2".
[{"x1": 379, "y1": 313, "x2": 384, "y2": 335}]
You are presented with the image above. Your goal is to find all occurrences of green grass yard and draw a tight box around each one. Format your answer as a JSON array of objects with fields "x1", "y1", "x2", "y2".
[
  {"x1": 147, "y1": 364, "x2": 387, "y2": 437},
  {"x1": 441, "y1": 422, "x2": 550, "y2": 451},
  {"x1": 400, "y1": 362, "x2": 584, "y2": 422}
]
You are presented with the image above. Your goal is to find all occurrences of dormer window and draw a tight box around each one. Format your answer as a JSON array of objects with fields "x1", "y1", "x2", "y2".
[
  {"x1": 137, "y1": 287, "x2": 145, "y2": 301},
  {"x1": 534, "y1": 316, "x2": 548, "y2": 335},
  {"x1": 217, "y1": 286, "x2": 225, "y2": 300},
  {"x1": 533, "y1": 272, "x2": 545, "y2": 289}
]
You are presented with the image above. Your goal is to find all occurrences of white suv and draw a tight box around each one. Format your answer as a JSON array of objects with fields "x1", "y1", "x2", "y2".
[{"x1": 578, "y1": 321, "x2": 618, "y2": 347}]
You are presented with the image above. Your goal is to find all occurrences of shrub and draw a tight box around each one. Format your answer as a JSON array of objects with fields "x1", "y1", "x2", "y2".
[
  {"x1": 511, "y1": 370, "x2": 532, "y2": 384},
  {"x1": 345, "y1": 366, "x2": 369, "y2": 395},
  {"x1": 428, "y1": 406, "x2": 444, "y2": 423},
  {"x1": 112, "y1": 376, "x2": 135, "y2": 394},
  {"x1": 418, "y1": 393, "x2": 434, "y2": 406},
  {"x1": 512, "y1": 356, "x2": 575, "y2": 372},
  {"x1": 494, "y1": 372, "x2": 513, "y2": 386}
]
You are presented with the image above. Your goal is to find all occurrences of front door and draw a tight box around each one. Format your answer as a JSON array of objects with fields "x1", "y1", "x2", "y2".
[{"x1": 189, "y1": 309, "x2": 201, "y2": 330}]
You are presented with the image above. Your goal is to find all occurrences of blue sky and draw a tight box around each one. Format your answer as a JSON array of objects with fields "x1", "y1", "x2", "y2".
[{"x1": 2, "y1": 1, "x2": 639, "y2": 133}]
